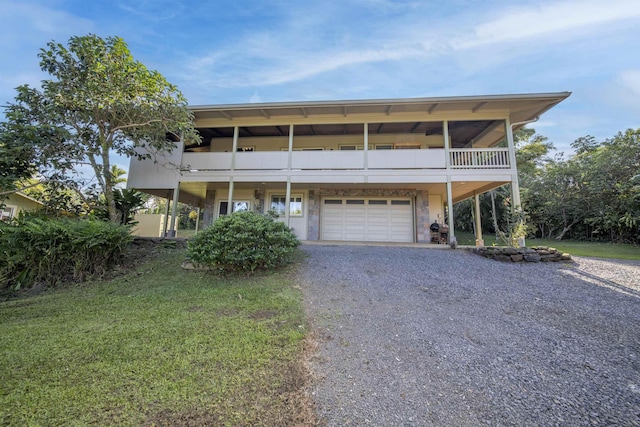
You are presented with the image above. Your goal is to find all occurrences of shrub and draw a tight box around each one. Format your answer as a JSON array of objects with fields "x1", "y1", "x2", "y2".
[
  {"x1": 0, "y1": 216, "x2": 132, "y2": 290},
  {"x1": 187, "y1": 211, "x2": 300, "y2": 273}
]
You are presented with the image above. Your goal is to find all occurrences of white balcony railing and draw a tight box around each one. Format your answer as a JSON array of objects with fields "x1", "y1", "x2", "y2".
[
  {"x1": 181, "y1": 148, "x2": 508, "y2": 171},
  {"x1": 449, "y1": 148, "x2": 510, "y2": 169},
  {"x1": 368, "y1": 149, "x2": 445, "y2": 169}
]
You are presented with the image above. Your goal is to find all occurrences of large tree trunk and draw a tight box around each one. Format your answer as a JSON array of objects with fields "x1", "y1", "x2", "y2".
[{"x1": 100, "y1": 145, "x2": 119, "y2": 223}]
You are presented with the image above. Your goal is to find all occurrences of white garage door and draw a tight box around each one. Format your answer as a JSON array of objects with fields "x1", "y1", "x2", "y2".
[{"x1": 321, "y1": 198, "x2": 414, "y2": 242}]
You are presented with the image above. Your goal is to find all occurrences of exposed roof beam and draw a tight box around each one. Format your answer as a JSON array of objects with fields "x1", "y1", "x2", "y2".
[
  {"x1": 275, "y1": 126, "x2": 284, "y2": 136},
  {"x1": 472, "y1": 102, "x2": 488, "y2": 113},
  {"x1": 409, "y1": 122, "x2": 421, "y2": 133},
  {"x1": 343, "y1": 106, "x2": 348, "y2": 117},
  {"x1": 259, "y1": 109, "x2": 270, "y2": 119},
  {"x1": 300, "y1": 107, "x2": 308, "y2": 118},
  {"x1": 386, "y1": 105, "x2": 394, "y2": 116},
  {"x1": 219, "y1": 110, "x2": 233, "y2": 120},
  {"x1": 376, "y1": 123, "x2": 384, "y2": 134},
  {"x1": 241, "y1": 127, "x2": 253, "y2": 137},
  {"x1": 428, "y1": 103, "x2": 439, "y2": 114}
]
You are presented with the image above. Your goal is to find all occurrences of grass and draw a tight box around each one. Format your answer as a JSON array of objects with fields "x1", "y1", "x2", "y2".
[
  {"x1": 455, "y1": 231, "x2": 640, "y2": 261},
  {"x1": 0, "y1": 247, "x2": 313, "y2": 426}
]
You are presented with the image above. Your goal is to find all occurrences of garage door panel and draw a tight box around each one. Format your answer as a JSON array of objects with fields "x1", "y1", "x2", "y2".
[{"x1": 321, "y1": 197, "x2": 413, "y2": 242}]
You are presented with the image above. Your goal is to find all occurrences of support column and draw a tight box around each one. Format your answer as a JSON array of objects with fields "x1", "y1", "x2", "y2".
[
  {"x1": 506, "y1": 118, "x2": 525, "y2": 247},
  {"x1": 285, "y1": 180, "x2": 292, "y2": 226},
  {"x1": 168, "y1": 186, "x2": 180, "y2": 237},
  {"x1": 162, "y1": 190, "x2": 171, "y2": 236},
  {"x1": 227, "y1": 126, "x2": 239, "y2": 213},
  {"x1": 227, "y1": 179, "x2": 235, "y2": 215},
  {"x1": 446, "y1": 177, "x2": 456, "y2": 246},
  {"x1": 474, "y1": 192, "x2": 484, "y2": 247},
  {"x1": 505, "y1": 118, "x2": 522, "y2": 209},
  {"x1": 285, "y1": 124, "x2": 294, "y2": 226}
]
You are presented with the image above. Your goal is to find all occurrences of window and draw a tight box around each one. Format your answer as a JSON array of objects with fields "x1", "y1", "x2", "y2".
[
  {"x1": 219, "y1": 201, "x2": 250, "y2": 216},
  {"x1": 270, "y1": 195, "x2": 303, "y2": 216},
  {"x1": 339, "y1": 145, "x2": 364, "y2": 150},
  {"x1": 1, "y1": 206, "x2": 15, "y2": 221},
  {"x1": 237, "y1": 147, "x2": 255, "y2": 152},
  {"x1": 375, "y1": 144, "x2": 393, "y2": 150}
]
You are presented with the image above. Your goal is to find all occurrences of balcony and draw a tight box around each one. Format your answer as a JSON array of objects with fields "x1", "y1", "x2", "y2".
[{"x1": 181, "y1": 148, "x2": 509, "y2": 173}]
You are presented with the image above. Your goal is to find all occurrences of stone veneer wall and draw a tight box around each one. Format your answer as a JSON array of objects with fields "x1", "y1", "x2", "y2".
[
  {"x1": 307, "y1": 190, "x2": 320, "y2": 240},
  {"x1": 201, "y1": 189, "x2": 216, "y2": 229},
  {"x1": 308, "y1": 188, "x2": 430, "y2": 243}
]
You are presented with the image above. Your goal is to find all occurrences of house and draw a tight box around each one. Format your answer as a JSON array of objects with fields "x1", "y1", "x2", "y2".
[
  {"x1": 127, "y1": 92, "x2": 570, "y2": 244},
  {"x1": 1, "y1": 192, "x2": 44, "y2": 220}
]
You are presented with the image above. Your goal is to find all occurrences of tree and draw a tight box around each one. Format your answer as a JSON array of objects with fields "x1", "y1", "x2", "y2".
[
  {"x1": 0, "y1": 34, "x2": 199, "y2": 221},
  {"x1": 578, "y1": 129, "x2": 640, "y2": 242},
  {"x1": 110, "y1": 165, "x2": 128, "y2": 186}
]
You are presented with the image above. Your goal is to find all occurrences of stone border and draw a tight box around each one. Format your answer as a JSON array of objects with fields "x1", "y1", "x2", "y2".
[{"x1": 470, "y1": 246, "x2": 572, "y2": 263}]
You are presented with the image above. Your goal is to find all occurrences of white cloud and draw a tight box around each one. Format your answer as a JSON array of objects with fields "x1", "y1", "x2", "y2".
[
  {"x1": 177, "y1": 0, "x2": 640, "y2": 93},
  {"x1": 0, "y1": 0, "x2": 94, "y2": 105},
  {"x1": 249, "y1": 92, "x2": 263, "y2": 103},
  {"x1": 116, "y1": 0, "x2": 185, "y2": 21},
  {"x1": 458, "y1": 0, "x2": 640, "y2": 49},
  {"x1": 618, "y1": 70, "x2": 640, "y2": 96}
]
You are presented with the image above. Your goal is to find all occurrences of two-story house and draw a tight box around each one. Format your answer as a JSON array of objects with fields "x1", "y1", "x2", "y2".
[{"x1": 127, "y1": 92, "x2": 570, "y2": 244}]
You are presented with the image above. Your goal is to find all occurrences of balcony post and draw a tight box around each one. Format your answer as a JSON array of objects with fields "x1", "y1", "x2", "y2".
[
  {"x1": 363, "y1": 122, "x2": 369, "y2": 171},
  {"x1": 285, "y1": 124, "x2": 294, "y2": 226},
  {"x1": 443, "y1": 120, "x2": 450, "y2": 169},
  {"x1": 287, "y1": 124, "x2": 294, "y2": 169},
  {"x1": 227, "y1": 126, "x2": 239, "y2": 212}
]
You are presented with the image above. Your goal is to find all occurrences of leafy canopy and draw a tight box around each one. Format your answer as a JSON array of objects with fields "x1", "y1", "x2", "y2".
[{"x1": 0, "y1": 34, "x2": 199, "y2": 221}]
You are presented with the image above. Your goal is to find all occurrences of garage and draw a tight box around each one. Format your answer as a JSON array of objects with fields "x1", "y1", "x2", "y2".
[{"x1": 320, "y1": 198, "x2": 414, "y2": 242}]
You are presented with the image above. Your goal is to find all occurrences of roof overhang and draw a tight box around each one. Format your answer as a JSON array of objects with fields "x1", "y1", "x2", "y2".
[{"x1": 190, "y1": 92, "x2": 571, "y2": 127}]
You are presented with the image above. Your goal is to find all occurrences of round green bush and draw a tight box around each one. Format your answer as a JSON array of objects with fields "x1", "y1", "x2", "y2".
[{"x1": 186, "y1": 211, "x2": 300, "y2": 273}]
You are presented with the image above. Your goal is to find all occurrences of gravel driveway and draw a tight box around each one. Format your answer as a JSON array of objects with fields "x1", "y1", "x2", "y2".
[{"x1": 298, "y1": 244, "x2": 640, "y2": 426}]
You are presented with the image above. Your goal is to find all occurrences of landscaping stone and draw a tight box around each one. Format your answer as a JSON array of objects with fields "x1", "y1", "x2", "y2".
[{"x1": 471, "y1": 245, "x2": 572, "y2": 263}]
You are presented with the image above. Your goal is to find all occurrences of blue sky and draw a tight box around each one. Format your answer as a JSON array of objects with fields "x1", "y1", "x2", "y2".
[{"x1": 1, "y1": 0, "x2": 639, "y2": 158}]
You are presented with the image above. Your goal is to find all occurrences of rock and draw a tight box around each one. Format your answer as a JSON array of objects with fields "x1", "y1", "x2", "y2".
[
  {"x1": 524, "y1": 253, "x2": 542, "y2": 262},
  {"x1": 181, "y1": 260, "x2": 197, "y2": 270},
  {"x1": 510, "y1": 254, "x2": 524, "y2": 262}
]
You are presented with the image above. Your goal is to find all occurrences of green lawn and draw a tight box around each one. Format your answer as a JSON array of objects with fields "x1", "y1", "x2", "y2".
[
  {"x1": 0, "y1": 248, "x2": 312, "y2": 426},
  {"x1": 455, "y1": 231, "x2": 640, "y2": 261}
]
